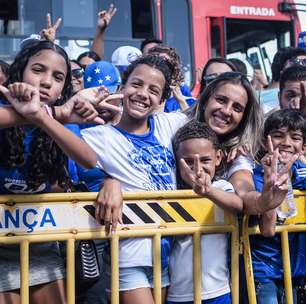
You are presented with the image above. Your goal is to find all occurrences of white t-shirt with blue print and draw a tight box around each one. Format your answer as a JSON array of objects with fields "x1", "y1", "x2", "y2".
[{"x1": 81, "y1": 112, "x2": 188, "y2": 267}]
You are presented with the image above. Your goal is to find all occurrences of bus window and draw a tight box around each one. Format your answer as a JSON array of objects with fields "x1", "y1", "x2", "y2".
[
  {"x1": 161, "y1": 0, "x2": 194, "y2": 87},
  {"x1": 131, "y1": 0, "x2": 154, "y2": 38},
  {"x1": 211, "y1": 25, "x2": 221, "y2": 58},
  {"x1": 225, "y1": 19, "x2": 293, "y2": 80}
]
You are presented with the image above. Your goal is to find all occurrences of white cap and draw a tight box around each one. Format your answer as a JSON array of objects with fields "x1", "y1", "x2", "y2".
[
  {"x1": 20, "y1": 34, "x2": 41, "y2": 49},
  {"x1": 111, "y1": 46, "x2": 142, "y2": 69}
]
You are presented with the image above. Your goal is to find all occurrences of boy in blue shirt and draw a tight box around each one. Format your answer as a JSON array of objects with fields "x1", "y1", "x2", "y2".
[{"x1": 252, "y1": 109, "x2": 306, "y2": 304}]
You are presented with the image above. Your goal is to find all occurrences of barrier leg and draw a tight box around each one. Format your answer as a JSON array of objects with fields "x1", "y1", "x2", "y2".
[
  {"x1": 111, "y1": 235, "x2": 119, "y2": 304},
  {"x1": 193, "y1": 232, "x2": 201, "y2": 304},
  {"x1": 281, "y1": 231, "x2": 293, "y2": 304},
  {"x1": 20, "y1": 240, "x2": 29, "y2": 304},
  {"x1": 242, "y1": 217, "x2": 257, "y2": 304},
  {"x1": 231, "y1": 226, "x2": 239, "y2": 304},
  {"x1": 66, "y1": 239, "x2": 75, "y2": 304},
  {"x1": 153, "y1": 234, "x2": 162, "y2": 304}
]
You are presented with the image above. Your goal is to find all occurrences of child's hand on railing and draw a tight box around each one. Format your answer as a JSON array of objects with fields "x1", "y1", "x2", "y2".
[{"x1": 95, "y1": 178, "x2": 123, "y2": 235}]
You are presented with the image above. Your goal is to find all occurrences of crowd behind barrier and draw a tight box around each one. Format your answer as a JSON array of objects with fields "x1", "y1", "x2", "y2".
[{"x1": 0, "y1": 3, "x2": 306, "y2": 304}]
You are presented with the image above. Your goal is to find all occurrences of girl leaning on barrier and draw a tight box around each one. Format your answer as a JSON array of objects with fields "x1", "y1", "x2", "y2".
[{"x1": 0, "y1": 40, "x2": 110, "y2": 304}]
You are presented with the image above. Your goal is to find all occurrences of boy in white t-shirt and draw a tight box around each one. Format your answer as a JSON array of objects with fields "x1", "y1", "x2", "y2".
[{"x1": 167, "y1": 120, "x2": 243, "y2": 304}]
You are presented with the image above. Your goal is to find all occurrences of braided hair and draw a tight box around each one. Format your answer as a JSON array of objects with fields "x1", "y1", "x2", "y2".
[{"x1": 0, "y1": 40, "x2": 73, "y2": 191}]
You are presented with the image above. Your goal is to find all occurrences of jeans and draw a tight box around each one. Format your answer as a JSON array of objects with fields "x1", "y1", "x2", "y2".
[{"x1": 256, "y1": 281, "x2": 297, "y2": 304}]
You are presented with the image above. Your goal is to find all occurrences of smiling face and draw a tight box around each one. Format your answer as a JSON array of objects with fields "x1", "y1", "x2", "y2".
[
  {"x1": 203, "y1": 83, "x2": 248, "y2": 135},
  {"x1": 22, "y1": 49, "x2": 67, "y2": 105},
  {"x1": 279, "y1": 80, "x2": 306, "y2": 110},
  {"x1": 177, "y1": 138, "x2": 222, "y2": 181},
  {"x1": 121, "y1": 64, "x2": 165, "y2": 122},
  {"x1": 268, "y1": 127, "x2": 304, "y2": 161}
]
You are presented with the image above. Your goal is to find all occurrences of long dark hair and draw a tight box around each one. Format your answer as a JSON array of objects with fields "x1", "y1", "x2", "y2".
[{"x1": 0, "y1": 40, "x2": 73, "y2": 191}]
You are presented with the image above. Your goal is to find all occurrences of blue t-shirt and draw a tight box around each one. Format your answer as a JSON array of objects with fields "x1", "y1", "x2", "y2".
[
  {"x1": 67, "y1": 124, "x2": 106, "y2": 192},
  {"x1": 251, "y1": 162, "x2": 306, "y2": 282},
  {"x1": 164, "y1": 84, "x2": 197, "y2": 113},
  {"x1": 0, "y1": 125, "x2": 76, "y2": 194},
  {"x1": 0, "y1": 127, "x2": 51, "y2": 194}
]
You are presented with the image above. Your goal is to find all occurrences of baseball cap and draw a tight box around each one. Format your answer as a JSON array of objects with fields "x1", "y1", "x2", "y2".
[
  {"x1": 111, "y1": 46, "x2": 142, "y2": 73},
  {"x1": 83, "y1": 60, "x2": 121, "y2": 93},
  {"x1": 298, "y1": 31, "x2": 306, "y2": 50},
  {"x1": 20, "y1": 34, "x2": 41, "y2": 50}
]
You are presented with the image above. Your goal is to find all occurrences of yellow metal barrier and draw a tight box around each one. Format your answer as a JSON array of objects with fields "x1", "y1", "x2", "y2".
[
  {"x1": 242, "y1": 190, "x2": 306, "y2": 304},
  {"x1": 0, "y1": 190, "x2": 240, "y2": 304}
]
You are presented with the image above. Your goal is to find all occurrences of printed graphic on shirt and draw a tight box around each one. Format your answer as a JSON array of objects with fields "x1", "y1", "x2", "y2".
[
  {"x1": 128, "y1": 144, "x2": 176, "y2": 190},
  {"x1": 3, "y1": 177, "x2": 46, "y2": 194}
]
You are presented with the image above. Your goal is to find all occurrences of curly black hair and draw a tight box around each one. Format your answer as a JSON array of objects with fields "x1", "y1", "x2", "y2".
[
  {"x1": 0, "y1": 40, "x2": 73, "y2": 191},
  {"x1": 148, "y1": 44, "x2": 184, "y2": 87},
  {"x1": 121, "y1": 54, "x2": 173, "y2": 102}
]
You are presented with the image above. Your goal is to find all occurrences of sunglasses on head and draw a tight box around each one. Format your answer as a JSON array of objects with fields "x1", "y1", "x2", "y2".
[
  {"x1": 203, "y1": 73, "x2": 218, "y2": 84},
  {"x1": 206, "y1": 71, "x2": 251, "y2": 84},
  {"x1": 71, "y1": 68, "x2": 84, "y2": 79},
  {"x1": 288, "y1": 57, "x2": 306, "y2": 67}
]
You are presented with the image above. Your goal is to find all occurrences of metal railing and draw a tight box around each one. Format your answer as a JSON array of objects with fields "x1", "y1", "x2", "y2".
[
  {"x1": 0, "y1": 190, "x2": 240, "y2": 304},
  {"x1": 242, "y1": 190, "x2": 306, "y2": 304}
]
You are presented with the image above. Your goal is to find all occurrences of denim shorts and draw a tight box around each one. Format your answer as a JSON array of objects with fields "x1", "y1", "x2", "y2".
[
  {"x1": 166, "y1": 292, "x2": 231, "y2": 304},
  {"x1": 104, "y1": 264, "x2": 170, "y2": 292}
]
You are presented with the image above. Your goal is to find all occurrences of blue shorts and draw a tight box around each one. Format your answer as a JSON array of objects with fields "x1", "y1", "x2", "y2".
[
  {"x1": 166, "y1": 292, "x2": 231, "y2": 304},
  {"x1": 104, "y1": 264, "x2": 170, "y2": 292}
]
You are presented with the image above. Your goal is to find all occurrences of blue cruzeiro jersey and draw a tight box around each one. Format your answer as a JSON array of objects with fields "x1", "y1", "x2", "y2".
[
  {"x1": 81, "y1": 112, "x2": 188, "y2": 268},
  {"x1": 0, "y1": 125, "x2": 77, "y2": 194},
  {"x1": 251, "y1": 161, "x2": 306, "y2": 282}
]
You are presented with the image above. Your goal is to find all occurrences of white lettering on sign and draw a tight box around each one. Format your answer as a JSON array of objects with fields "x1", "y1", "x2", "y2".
[{"x1": 230, "y1": 6, "x2": 275, "y2": 17}]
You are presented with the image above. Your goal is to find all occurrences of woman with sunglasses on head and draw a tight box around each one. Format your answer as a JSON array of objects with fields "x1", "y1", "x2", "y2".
[
  {"x1": 198, "y1": 58, "x2": 237, "y2": 97},
  {"x1": 70, "y1": 60, "x2": 84, "y2": 94}
]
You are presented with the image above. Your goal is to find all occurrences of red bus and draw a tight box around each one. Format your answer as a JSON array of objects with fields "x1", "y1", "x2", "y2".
[
  {"x1": 87, "y1": 0, "x2": 305, "y2": 93},
  {"x1": 0, "y1": 0, "x2": 305, "y2": 93}
]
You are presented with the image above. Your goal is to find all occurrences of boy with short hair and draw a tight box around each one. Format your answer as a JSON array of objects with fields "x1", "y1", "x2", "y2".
[{"x1": 251, "y1": 109, "x2": 306, "y2": 304}]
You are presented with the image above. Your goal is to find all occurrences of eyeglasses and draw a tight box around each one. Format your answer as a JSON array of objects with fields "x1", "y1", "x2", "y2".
[
  {"x1": 71, "y1": 68, "x2": 84, "y2": 79},
  {"x1": 288, "y1": 57, "x2": 306, "y2": 67}
]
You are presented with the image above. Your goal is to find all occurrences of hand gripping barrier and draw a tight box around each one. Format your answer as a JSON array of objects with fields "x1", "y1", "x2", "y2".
[
  {"x1": 0, "y1": 190, "x2": 239, "y2": 304},
  {"x1": 242, "y1": 190, "x2": 306, "y2": 304}
]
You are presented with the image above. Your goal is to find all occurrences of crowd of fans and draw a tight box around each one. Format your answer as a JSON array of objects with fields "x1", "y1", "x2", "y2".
[{"x1": 0, "y1": 3, "x2": 305, "y2": 304}]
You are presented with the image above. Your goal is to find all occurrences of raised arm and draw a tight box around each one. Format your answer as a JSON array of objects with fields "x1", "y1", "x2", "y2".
[
  {"x1": 40, "y1": 13, "x2": 62, "y2": 43},
  {"x1": 0, "y1": 83, "x2": 97, "y2": 169},
  {"x1": 91, "y1": 4, "x2": 117, "y2": 59},
  {"x1": 180, "y1": 155, "x2": 243, "y2": 212},
  {"x1": 0, "y1": 105, "x2": 27, "y2": 128}
]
